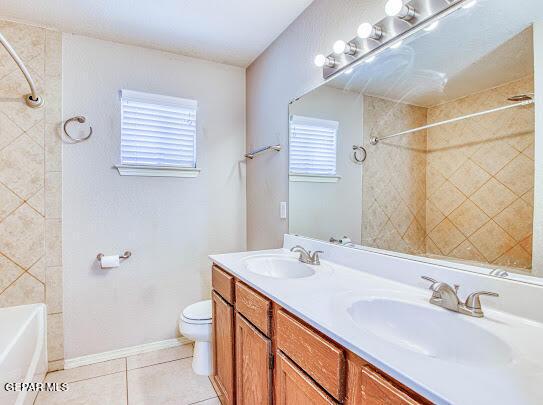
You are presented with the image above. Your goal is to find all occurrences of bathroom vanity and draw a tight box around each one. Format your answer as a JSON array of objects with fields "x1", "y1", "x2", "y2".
[
  {"x1": 210, "y1": 263, "x2": 428, "y2": 405},
  {"x1": 209, "y1": 235, "x2": 543, "y2": 405}
]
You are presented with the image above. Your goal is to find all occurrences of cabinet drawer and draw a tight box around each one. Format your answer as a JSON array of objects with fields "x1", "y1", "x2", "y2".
[
  {"x1": 276, "y1": 309, "x2": 345, "y2": 401},
  {"x1": 235, "y1": 281, "x2": 271, "y2": 337},
  {"x1": 275, "y1": 351, "x2": 337, "y2": 405},
  {"x1": 212, "y1": 265, "x2": 234, "y2": 304},
  {"x1": 360, "y1": 366, "x2": 423, "y2": 405}
]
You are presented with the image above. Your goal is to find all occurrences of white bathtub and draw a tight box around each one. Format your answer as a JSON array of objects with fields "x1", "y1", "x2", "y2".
[{"x1": 0, "y1": 304, "x2": 47, "y2": 405}]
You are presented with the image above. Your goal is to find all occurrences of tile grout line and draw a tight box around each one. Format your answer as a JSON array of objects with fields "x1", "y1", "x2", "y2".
[
  {"x1": 125, "y1": 357, "x2": 129, "y2": 405},
  {"x1": 127, "y1": 354, "x2": 194, "y2": 371},
  {"x1": 188, "y1": 395, "x2": 219, "y2": 405}
]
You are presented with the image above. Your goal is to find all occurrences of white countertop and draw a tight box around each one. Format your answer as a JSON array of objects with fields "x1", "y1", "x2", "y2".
[{"x1": 210, "y1": 248, "x2": 543, "y2": 405}]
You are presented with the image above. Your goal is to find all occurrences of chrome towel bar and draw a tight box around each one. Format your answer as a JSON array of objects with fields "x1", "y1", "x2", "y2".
[{"x1": 245, "y1": 144, "x2": 281, "y2": 159}]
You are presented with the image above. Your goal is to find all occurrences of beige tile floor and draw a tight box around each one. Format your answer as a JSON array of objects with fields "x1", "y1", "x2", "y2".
[{"x1": 35, "y1": 344, "x2": 219, "y2": 405}]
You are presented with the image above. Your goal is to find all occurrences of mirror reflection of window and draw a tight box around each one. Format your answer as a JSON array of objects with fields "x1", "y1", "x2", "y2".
[{"x1": 289, "y1": 115, "x2": 338, "y2": 177}]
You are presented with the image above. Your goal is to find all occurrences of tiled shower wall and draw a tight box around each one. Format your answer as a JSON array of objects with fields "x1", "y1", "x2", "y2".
[
  {"x1": 0, "y1": 20, "x2": 63, "y2": 369},
  {"x1": 426, "y1": 77, "x2": 534, "y2": 271},
  {"x1": 362, "y1": 77, "x2": 534, "y2": 272},
  {"x1": 361, "y1": 96, "x2": 427, "y2": 254}
]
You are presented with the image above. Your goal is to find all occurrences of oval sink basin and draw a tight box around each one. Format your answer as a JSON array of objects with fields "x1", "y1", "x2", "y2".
[
  {"x1": 348, "y1": 298, "x2": 512, "y2": 366},
  {"x1": 243, "y1": 255, "x2": 316, "y2": 279}
]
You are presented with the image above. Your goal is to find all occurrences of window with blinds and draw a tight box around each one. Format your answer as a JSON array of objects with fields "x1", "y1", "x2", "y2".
[
  {"x1": 289, "y1": 115, "x2": 338, "y2": 176},
  {"x1": 120, "y1": 89, "x2": 197, "y2": 168}
]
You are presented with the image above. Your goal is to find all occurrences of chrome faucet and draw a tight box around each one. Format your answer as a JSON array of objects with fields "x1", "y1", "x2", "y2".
[
  {"x1": 421, "y1": 276, "x2": 498, "y2": 318},
  {"x1": 290, "y1": 245, "x2": 323, "y2": 265}
]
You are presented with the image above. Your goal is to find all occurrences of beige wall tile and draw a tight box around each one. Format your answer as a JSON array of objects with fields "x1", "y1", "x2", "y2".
[
  {"x1": 0, "y1": 111, "x2": 23, "y2": 150},
  {"x1": 494, "y1": 199, "x2": 533, "y2": 242},
  {"x1": 0, "y1": 203, "x2": 44, "y2": 269},
  {"x1": 0, "y1": 253, "x2": 24, "y2": 292},
  {"x1": 47, "y1": 359, "x2": 64, "y2": 372},
  {"x1": 27, "y1": 187, "x2": 45, "y2": 215},
  {"x1": 0, "y1": 182, "x2": 22, "y2": 221},
  {"x1": 46, "y1": 265, "x2": 62, "y2": 314},
  {"x1": 429, "y1": 181, "x2": 466, "y2": 216},
  {"x1": 470, "y1": 178, "x2": 516, "y2": 218},
  {"x1": 45, "y1": 171, "x2": 61, "y2": 219},
  {"x1": 449, "y1": 240, "x2": 486, "y2": 263},
  {"x1": 469, "y1": 221, "x2": 516, "y2": 262},
  {"x1": 45, "y1": 219, "x2": 62, "y2": 266},
  {"x1": 494, "y1": 244, "x2": 532, "y2": 270},
  {"x1": 448, "y1": 200, "x2": 490, "y2": 237},
  {"x1": 0, "y1": 272, "x2": 44, "y2": 308},
  {"x1": 0, "y1": 134, "x2": 44, "y2": 200},
  {"x1": 495, "y1": 153, "x2": 534, "y2": 197},
  {"x1": 428, "y1": 218, "x2": 465, "y2": 255},
  {"x1": 28, "y1": 257, "x2": 45, "y2": 282},
  {"x1": 47, "y1": 313, "x2": 64, "y2": 361},
  {"x1": 448, "y1": 160, "x2": 490, "y2": 197}
]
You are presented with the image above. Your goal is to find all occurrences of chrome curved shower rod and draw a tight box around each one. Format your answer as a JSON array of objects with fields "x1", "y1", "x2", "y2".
[{"x1": 0, "y1": 32, "x2": 44, "y2": 108}]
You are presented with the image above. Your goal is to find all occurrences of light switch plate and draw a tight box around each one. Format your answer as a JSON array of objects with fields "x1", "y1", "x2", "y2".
[{"x1": 280, "y1": 202, "x2": 287, "y2": 219}]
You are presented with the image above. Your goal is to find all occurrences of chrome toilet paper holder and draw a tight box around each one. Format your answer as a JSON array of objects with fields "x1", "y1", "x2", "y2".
[{"x1": 96, "y1": 251, "x2": 132, "y2": 262}]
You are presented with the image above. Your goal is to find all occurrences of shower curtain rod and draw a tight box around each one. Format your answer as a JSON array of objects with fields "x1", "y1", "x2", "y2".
[
  {"x1": 369, "y1": 98, "x2": 534, "y2": 145},
  {"x1": 0, "y1": 32, "x2": 44, "y2": 108}
]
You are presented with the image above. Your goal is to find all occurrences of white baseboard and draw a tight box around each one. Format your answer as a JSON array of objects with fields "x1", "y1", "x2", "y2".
[{"x1": 64, "y1": 337, "x2": 192, "y2": 369}]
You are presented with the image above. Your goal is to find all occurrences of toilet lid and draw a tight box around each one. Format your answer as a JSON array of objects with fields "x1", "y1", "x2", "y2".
[{"x1": 182, "y1": 299, "x2": 212, "y2": 321}]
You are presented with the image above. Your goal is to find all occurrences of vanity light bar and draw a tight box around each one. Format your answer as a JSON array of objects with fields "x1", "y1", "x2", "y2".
[{"x1": 319, "y1": 0, "x2": 475, "y2": 79}]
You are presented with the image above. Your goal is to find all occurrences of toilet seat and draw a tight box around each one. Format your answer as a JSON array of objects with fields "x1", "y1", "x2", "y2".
[{"x1": 181, "y1": 300, "x2": 212, "y2": 325}]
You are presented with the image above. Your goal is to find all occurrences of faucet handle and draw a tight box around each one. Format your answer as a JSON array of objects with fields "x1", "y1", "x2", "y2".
[
  {"x1": 421, "y1": 276, "x2": 438, "y2": 286},
  {"x1": 465, "y1": 291, "x2": 499, "y2": 310},
  {"x1": 310, "y1": 251, "x2": 323, "y2": 265}
]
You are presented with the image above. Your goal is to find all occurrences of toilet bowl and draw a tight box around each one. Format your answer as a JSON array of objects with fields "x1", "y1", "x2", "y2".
[{"x1": 179, "y1": 300, "x2": 212, "y2": 376}]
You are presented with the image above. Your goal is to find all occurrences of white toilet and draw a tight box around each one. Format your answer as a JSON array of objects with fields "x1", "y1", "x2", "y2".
[{"x1": 179, "y1": 300, "x2": 213, "y2": 375}]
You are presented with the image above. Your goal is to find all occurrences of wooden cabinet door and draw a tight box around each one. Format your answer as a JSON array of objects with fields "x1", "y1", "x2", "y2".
[
  {"x1": 235, "y1": 313, "x2": 272, "y2": 405},
  {"x1": 275, "y1": 351, "x2": 337, "y2": 405},
  {"x1": 212, "y1": 291, "x2": 235, "y2": 405}
]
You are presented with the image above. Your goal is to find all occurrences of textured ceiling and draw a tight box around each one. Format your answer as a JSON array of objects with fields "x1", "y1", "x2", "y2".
[
  {"x1": 0, "y1": 0, "x2": 314, "y2": 67},
  {"x1": 328, "y1": 0, "x2": 538, "y2": 107}
]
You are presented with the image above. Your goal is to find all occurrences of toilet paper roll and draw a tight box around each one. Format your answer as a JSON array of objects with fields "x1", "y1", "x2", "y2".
[{"x1": 99, "y1": 255, "x2": 120, "y2": 268}]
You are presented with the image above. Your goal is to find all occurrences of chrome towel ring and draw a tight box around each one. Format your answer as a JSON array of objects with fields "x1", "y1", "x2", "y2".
[
  {"x1": 352, "y1": 145, "x2": 367, "y2": 164},
  {"x1": 63, "y1": 116, "x2": 92, "y2": 143}
]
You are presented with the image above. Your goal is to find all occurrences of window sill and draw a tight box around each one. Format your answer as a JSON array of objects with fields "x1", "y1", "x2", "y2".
[
  {"x1": 115, "y1": 164, "x2": 201, "y2": 178},
  {"x1": 289, "y1": 174, "x2": 341, "y2": 183}
]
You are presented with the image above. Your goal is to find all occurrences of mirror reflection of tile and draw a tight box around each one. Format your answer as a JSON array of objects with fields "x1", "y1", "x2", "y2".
[{"x1": 362, "y1": 76, "x2": 534, "y2": 272}]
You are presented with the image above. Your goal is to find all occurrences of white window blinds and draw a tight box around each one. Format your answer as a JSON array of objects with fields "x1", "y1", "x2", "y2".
[
  {"x1": 120, "y1": 89, "x2": 197, "y2": 167},
  {"x1": 289, "y1": 115, "x2": 338, "y2": 176}
]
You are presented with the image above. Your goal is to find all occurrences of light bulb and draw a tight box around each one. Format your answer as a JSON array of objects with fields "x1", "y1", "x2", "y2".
[
  {"x1": 314, "y1": 54, "x2": 335, "y2": 68},
  {"x1": 333, "y1": 40, "x2": 357, "y2": 55},
  {"x1": 424, "y1": 21, "x2": 439, "y2": 31},
  {"x1": 390, "y1": 40, "x2": 403, "y2": 49},
  {"x1": 462, "y1": 0, "x2": 476, "y2": 8},
  {"x1": 385, "y1": 0, "x2": 403, "y2": 16},
  {"x1": 385, "y1": 0, "x2": 415, "y2": 20},
  {"x1": 357, "y1": 23, "x2": 383, "y2": 40},
  {"x1": 333, "y1": 40, "x2": 347, "y2": 55},
  {"x1": 314, "y1": 54, "x2": 326, "y2": 67}
]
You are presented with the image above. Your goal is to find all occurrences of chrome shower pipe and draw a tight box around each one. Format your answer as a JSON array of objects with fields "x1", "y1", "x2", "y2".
[{"x1": 0, "y1": 32, "x2": 44, "y2": 108}]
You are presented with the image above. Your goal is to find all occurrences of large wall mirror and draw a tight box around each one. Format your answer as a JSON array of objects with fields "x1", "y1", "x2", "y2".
[{"x1": 289, "y1": 0, "x2": 543, "y2": 282}]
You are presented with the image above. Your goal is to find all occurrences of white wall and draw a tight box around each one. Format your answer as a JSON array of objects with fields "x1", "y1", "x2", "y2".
[
  {"x1": 246, "y1": 0, "x2": 384, "y2": 249},
  {"x1": 289, "y1": 86, "x2": 363, "y2": 243},
  {"x1": 62, "y1": 34, "x2": 246, "y2": 358}
]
